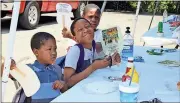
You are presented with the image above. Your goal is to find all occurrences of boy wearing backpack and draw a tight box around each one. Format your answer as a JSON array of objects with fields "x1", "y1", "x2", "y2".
[
  {"x1": 27, "y1": 32, "x2": 68, "y2": 102},
  {"x1": 64, "y1": 18, "x2": 120, "y2": 88}
]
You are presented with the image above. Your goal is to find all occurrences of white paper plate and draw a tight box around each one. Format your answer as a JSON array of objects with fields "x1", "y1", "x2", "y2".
[
  {"x1": 82, "y1": 81, "x2": 118, "y2": 94},
  {"x1": 10, "y1": 64, "x2": 40, "y2": 97}
]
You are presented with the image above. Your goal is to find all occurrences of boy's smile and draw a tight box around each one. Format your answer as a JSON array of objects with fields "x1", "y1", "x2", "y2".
[{"x1": 74, "y1": 19, "x2": 94, "y2": 44}]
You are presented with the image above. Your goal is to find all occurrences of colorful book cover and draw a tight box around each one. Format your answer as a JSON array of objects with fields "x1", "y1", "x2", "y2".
[{"x1": 101, "y1": 26, "x2": 123, "y2": 56}]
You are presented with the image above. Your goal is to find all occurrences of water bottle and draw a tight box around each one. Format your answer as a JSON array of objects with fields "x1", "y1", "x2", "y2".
[
  {"x1": 163, "y1": 9, "x2": 168, "y2": 22},
  {"x1": 122, "y1": 27, "x2": 134, "y2": 61}
]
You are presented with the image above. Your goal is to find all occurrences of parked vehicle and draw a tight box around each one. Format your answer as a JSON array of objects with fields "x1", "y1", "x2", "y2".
[{"x1": 1, "y1": 0, "x2": 86, "y2": 30}]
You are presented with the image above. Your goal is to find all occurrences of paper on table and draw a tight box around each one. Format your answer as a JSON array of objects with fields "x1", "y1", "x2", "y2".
[
  {"x1": 158, "y1": 60, "x2": 180, "y2": 67},
  {"x1": 82, "y1": 81, "x2": 118, "y2": 94},
  {"x1": 32, "y1": 83, "x2": 61, "y2": 99}
]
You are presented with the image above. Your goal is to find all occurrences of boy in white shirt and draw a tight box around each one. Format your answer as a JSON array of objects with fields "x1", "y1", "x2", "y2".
[
  {"x1": 62, "y1": 4, "x2": 104, "y2": 58},
  {"x1": 63, "y1": 18, "x2": 120, "y2": 87}
]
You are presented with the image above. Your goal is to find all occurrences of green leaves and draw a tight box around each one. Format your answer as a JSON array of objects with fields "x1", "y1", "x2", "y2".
[{"x1": 128, "y1": 1, "x2": 179, "y2": 14}]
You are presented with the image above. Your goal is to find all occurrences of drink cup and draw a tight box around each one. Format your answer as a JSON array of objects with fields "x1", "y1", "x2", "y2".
[{"x1": 119, "y1": 81, "x2": 139, "y2": 102}]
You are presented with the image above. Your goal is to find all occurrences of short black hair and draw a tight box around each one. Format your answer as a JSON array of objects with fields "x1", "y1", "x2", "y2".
[
  {"x1": 70, "y1": 18, "x2": 91, "y2": 36},
  {"x1": 30, "y1": 32, "x2": 55, "y2": 50},
  {"x1": 83, "y1": 4, "x2": 101, "y2": 15}
]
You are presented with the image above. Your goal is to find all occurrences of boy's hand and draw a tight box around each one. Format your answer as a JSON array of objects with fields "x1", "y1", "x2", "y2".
[
  {"x1": 111, "y1": 51, "x2": 121, "y2": 65},
  {"x1": 1, "y1": 56, "x2": 16, "y2": 70},
  {"x1": 10, "y1": 59, "x2": 16, "y2": 70},
  {"x1": 1, "y1": 56, "x2": 16, "y2": 78},
  {"x1": 96, "y1": 43, "x2": 103, "y2": 53},
  {"x1": 52, "y1": 80, "x2": 64, "y2": 90},
  {"x1": 62, "y1": 27, "x2": 73, "y2": 39},
  {"x1": 92, "y1": 58, "x2": 110, "y2": 70}
]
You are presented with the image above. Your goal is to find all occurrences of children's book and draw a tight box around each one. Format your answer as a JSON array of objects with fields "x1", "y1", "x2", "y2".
[{"x1": 101, "y1": 26, "x2": 123, "y2": 56}]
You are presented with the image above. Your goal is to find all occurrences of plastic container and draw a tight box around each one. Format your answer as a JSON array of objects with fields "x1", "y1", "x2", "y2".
[
  {"x1": 122, "y1": 27, "x2": 134, "y2": 61},
  {"x1": 163, "y1": 9, "x2": 168, "y2": 22},
  {"x1": 119, "y1": 81, "x2": 139, "y2": 102}
]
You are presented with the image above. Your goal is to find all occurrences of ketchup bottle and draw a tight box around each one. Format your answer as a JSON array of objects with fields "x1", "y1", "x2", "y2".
[
  {"x1": 126, "y1": 57, "x2": 134, "y2": 73},
  {"x1": 122, "y1": 57, "x2": 134, "y2": 82}
]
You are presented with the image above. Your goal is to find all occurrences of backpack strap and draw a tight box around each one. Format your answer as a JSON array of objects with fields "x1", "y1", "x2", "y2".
[
  {"x1": 55, "y1": 56, "x2": 66, "y2": 69},
  {"x1": 75, "y1": 44, "x2": 84, "y2": 73},
  {"x1": 10, "y1": 76, "x2": 21, "y2": 90},
  {"x1": 92, "y1": 40, "x2": 96, "y2": 58},
  {"x1": 75, "y1": 40, "x2": 96, "y2": 73},
  {"x1": 13, "y1": 80, "x2": 20, "y2": 90},
  {"x1": 12, "y1": 87, "x2": 31, "y2": 103}
]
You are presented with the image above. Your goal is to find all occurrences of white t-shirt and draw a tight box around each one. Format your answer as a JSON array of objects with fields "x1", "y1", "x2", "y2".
[
  {"x1": 65, "y1": 45, "x2": 98, "y2": 70},
  {"x1": 94, "y1": 29, "x2": 106, "y2": 58},
  {"x1": 94, "y1": 29, "x2": 103, "y2": 43}
]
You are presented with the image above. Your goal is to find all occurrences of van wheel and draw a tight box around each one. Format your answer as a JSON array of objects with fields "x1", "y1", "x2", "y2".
[
  {"x1": 73, "y1": 1, "x2": 86, "y2": 18},
  {"x1": 1, "y1": 11, "x2": 7, "y2": 18},
  {"x1": 19, "y1": 1, "x2": 40, "y2": 30}
]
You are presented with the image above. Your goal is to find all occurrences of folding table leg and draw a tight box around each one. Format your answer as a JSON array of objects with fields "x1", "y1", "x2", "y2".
[
  {"x1": 175, "y1": 44, "x2": 179, "y2": 49},
  {"x1": 143, "y1": 42, "x2": 146, "y2": 46}
]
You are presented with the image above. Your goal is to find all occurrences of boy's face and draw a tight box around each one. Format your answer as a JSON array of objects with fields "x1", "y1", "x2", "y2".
[
  {"x1": 74, "y1": 19, "x2": 94, "y2": 44},
  {"x1": 83, "y1": 8, "x2": 101, "y2": 30},
  {"x1": 33, "y1": 38, "x2": 57, "y2": 65}
]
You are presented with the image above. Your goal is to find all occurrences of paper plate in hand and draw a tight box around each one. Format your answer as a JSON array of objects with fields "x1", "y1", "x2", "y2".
[
  {"x1": 10, "y1": 64, "x2": 40, "y2": 97},
  {"x1": 101, "y1": 26, "x2": 123, "y2": 55},
  {"x1": 56, "y1": 3, "x2": 72, "y2": 29},
  {"x1": 82, "y1": 81, "x2": 117, "y2": 94}
]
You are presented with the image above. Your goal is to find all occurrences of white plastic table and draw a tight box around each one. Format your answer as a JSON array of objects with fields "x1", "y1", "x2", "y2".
[
  {"x1": 51, "y1": 46, "x2": 180, "y2": 102},
  {"x1": 141, "y1": 23, "x2": 177, "y2": 46}
]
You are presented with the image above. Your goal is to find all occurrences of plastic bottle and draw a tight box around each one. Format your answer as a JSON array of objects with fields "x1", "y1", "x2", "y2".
[
  {"x1": 126, "y1": 63, "x2": 139, "y2": 83},
  {"x1": 125, "y1": 57, "x2": 134, "y2": 73},
  {"x1": 163, "y1": 9, "x2": 168, "y2": 22},
  {"x1": 125, "y1": 62, "x2": 133, "y2": 74},
  {"x1": 122, "y1": 57, "x2": 134, "y2": 82},
  {"x1": 122, "y1": 27, "x2": 134, "y2": 61}
]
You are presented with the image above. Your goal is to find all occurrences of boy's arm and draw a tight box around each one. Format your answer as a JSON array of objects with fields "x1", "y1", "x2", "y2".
[
  {"x1": 64, "y1": 59, "x2": 111, "y2": 87},
  {"x1": 60, "y1": 83, "x2": 68, "y2": 93},
  {"x1": 64, "y1": 65, "x2": 95, "y2": 88},
  {"x1": 111, "y1": 52, "x2": 121, "y2": 65},
  {"x1": 96, "y1": 42, "x2": 103, "y2": 53},
  {"x1": 62, "y1": 27, "x2": 74, "y2": 40},
  {"x1": 94, "y1": 42, "x2": 107, "y2": 60}
]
